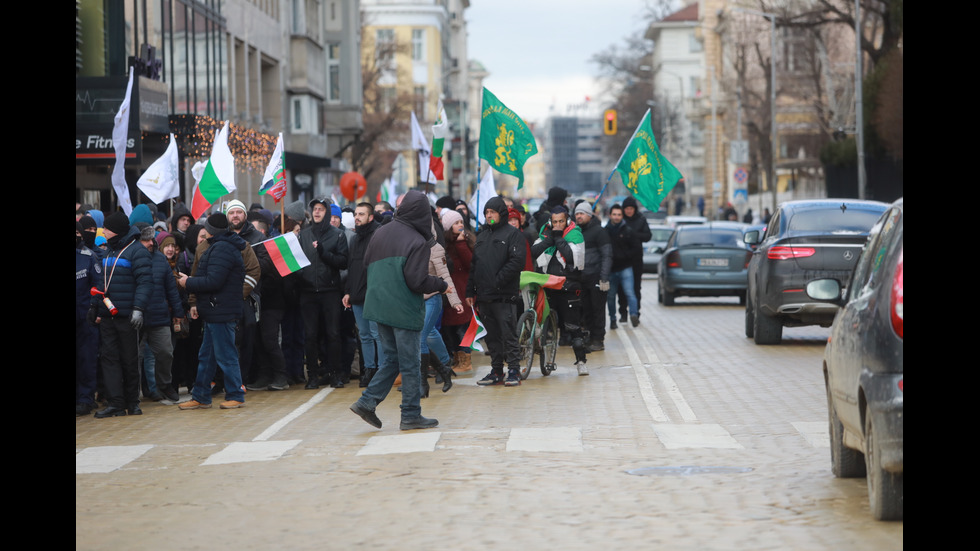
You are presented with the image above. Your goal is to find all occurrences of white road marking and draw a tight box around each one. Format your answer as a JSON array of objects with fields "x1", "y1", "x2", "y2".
[
  {"x1": 792, "y1": 421, "x2": 829, "y2": 448},
  {"x1": 202, "y1": 440, "x2": 301, "y2": 465},
  {"x1": 653, "y1": 424, "x2": 743, "y2": 449},
  {"x1": 506, "y1": 427, "x2": 583, "y2": 453},
  {"x1": 356, "y1": 432, "x2": 442, "y2": 456},
  {"x1": 614, "y1": 330, "x2": 669, "y2": 422},
  {"x1": 635, "y1": 334, "x2": 699, "y2": 423},
  {"x1": 76, "y1": 445, "x2": 153, "y2": 474},
  {"x1": 252, "y1": 387, "x2": 332, "y2": 441}
]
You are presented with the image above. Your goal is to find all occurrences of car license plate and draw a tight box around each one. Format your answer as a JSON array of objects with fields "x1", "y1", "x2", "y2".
[{"x1": 697, "y1": 257, "x2": 728, "y2": 267}]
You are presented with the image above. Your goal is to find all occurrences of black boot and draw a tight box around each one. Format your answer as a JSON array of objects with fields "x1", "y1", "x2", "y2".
[
  {"x1": 430, "y1": 353, "x2": 454, "y2": 393},
  {"x1": 419, "y1": 354, "x2": 430, "y2": 399},
  {"x1": 359, "y1": 368, "x2": 377, "y2": 388}
]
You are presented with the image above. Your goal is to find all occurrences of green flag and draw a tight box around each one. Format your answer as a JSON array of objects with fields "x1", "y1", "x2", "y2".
[
  {"x1": 614, "y1": 109, "x2": 683, "y2": 211},
  {"x1": 478, "y1": 88, "x2": 538, "y2": 189}
]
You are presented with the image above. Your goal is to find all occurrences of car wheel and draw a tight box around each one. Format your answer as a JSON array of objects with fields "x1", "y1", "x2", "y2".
[
  {"x1": 744, "y1": 296, "x2": 755, "y2": 338},
  {"x1": 753, "y1": 301, "x2": 782, "y2": 345},
  {"x1": 865, "y1": 412, "x2": 903, "y2": 520},
  {"x1": 738, "y1": 291, "x2": 747, "y2": 306},
  {"x1": 828, "y1": 384, "x2": 865, "y2": 478},
  {"x1": 662, "y1": 285, "x2": 675, "y2": 306}
]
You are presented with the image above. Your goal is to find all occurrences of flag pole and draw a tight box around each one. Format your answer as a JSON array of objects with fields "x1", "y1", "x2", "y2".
[{"x1": 596, "y1": 108, "x2": 651, "y2": 208}]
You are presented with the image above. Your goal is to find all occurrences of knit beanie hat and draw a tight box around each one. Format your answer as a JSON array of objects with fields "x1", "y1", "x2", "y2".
[
  {"x1": 623, "y1": 196, "x2": 639, "y2": 210},
  {"x1": 330, "y1": 204, "x2": 342, "y2": 218},
  {"x1": 441, "y1": 209, "x2": 463, "y2": 231},
  {"x1": 285, "y1": 200, "x2": 307, "y2": 223},
  {"x1": 574, "y1": 201, "x2": 594, "y2": 216},
  {"x1": 436, "y1": 196, "x2": 457, "y2": 210},
  {"x1": 79, "y1": 215, "x2": 98, "y2": 232},
  {"x1": 204, "y1": 213, "x2": 229, "y2": 237},
  {"x1": 104, "y1": 211, "x2": 131, "y2": 236},
  {"x1": 225, "y1": 199, "x2": 248, "y2": 215},
  {"x1": 155, "y1": 231, "x2": 175, "y2": 250},
  {"x1": 547, "y1": 186, "x2": 568, "y2": 206},
  {"x1": 88, "y1": 209, "x2": 105, "y2": 228}
]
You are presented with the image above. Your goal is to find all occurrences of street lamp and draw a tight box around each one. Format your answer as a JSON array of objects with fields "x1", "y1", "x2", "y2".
[{"x1": 734, "y1": 7, "x2": 778, "y2": 213}]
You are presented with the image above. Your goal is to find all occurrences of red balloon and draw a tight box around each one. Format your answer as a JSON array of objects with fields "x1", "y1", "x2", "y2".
[{"x1": 340, "y1": 172, "x2": 367, "y2": 202}]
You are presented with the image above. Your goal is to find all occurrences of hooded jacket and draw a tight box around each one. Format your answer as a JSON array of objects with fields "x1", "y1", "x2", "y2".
[
  {"x1": 466, "y1": 196, "x2": 526, "y2": 303},
  {"x1": 363, "y1": 190, "x2": 448, "y2": 330}
]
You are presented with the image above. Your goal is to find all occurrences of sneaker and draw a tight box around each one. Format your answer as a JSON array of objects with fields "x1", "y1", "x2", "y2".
[
  {"x1": 268, "y1": 380, "x2": 289, "y2": 391},
  {"x1": 589, "y1": 341, "x2": 605, "y2": 352},
  {"x1": 246, "y1": 380, "x2": 271, "y2": 391},
  {"x1": 609, "y1": 320, "x2": 617, "y2": 330},
  {"x1": 400, "y1": 415, "x2": 439, "y2": 430},
  {"x1": 477, "y1": 371, "x2": 504, "y2": 386},
  {"x1": 620, "y1": 314, "x2": 627, "y2": 323},
  {"x1": 576, "y1": 361, "x2": 589, "y2": 376},
  {"x1": 504, "y1": 369, "x2": 521, "y2": 387},
  {"x1": 219, "y1": 400, "x2": 245, "y2": 409},
  {"x1": 178, "y1": 399, "x2": 211, "y2": 410},
  {"x1": 630, "y1": 315, "x2": 640, "y2": 327}
]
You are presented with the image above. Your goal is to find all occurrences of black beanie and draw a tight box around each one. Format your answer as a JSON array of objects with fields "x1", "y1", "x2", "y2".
[
  {"x1": 204, "y1": 213, "x2": 229, "y2": 237},
  {"x1": 623, "y1": 196, "x2": 639, "y2": 210},
  {"x1": 79, "y1": 215, "x2": 97, "y2": 232},
  {"x1": 104, "y1": 211, "x2": 131, "y2": 236},
  {"x1": 547, "y1": 187, "x2": 568, "y2": 206},
  {"x1": 436, "y1": 196, "x2": 457, "y2": 210}
]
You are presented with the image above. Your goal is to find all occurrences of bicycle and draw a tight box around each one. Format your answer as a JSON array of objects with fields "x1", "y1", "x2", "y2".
[{"x1": 516, "y1": 271, "x2": 564, "y2": 380}]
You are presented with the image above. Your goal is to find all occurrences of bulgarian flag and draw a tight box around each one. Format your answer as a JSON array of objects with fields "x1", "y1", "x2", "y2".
[
  {"x1": 519, "y1": 271, "x2": 566, "y2": 326},
  {"x1": 259, "y1": 133, "x2": 287, "y2": 202},
  {"x1": 191, "y1": 121, "x2": 237, "y2": 219},
  {"x1": 255, "y1": 232, "x2": 310, "y2": 277},
  {"x1": 429, "y1": 105, "x2": 449, "y2": 181},
  {"x1": 460, "y1": 310, "x2": 487, "y2": 352}
]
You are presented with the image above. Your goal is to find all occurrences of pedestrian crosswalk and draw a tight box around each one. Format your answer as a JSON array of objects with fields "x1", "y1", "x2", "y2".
[{"x1": 76, "y1": 422, "x2": 828, "y2": 473}]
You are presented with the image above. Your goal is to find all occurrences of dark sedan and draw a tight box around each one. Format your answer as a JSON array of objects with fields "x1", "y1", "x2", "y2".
[
  {"x1": 744, "y1": 199, "x2": 889, "y2": 344},
  {"x1": 657, "y1": 223, "x2": 752, "y2": 305},
  {"x1": 808, "y1": 198, "x2": 903, "y2": 521}
]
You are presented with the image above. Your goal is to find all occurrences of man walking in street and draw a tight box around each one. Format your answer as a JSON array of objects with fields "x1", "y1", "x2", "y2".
[
  {"x1": 90, "y1": 212, "x2": 152, "y2": 418},
  {"x1": 574, "y1": 201, "x2": 612, "y2": 351},
  {"x1": 617, "y1": 197, "x2": 651, "y2": 325},
  {"x1": 606, "y1": 204, "x2": 640, "y2": 329},
  {"x1": 177, "y1": 213, "x2": 248, "y2": 410},
  {"x1": 350, "y1": 190, "x2": 448, "y2": 431},
  {"x1": 342, "y1": 202, "x2": 385, "y2": 388},
  {"x1": 467, "y1": 196, "x2": 527, "y2": 387}
]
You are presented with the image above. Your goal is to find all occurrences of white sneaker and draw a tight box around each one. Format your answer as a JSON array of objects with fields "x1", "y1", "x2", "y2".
[{"x1": 576, "y1": 361, "x2": 589, "y2": 376}]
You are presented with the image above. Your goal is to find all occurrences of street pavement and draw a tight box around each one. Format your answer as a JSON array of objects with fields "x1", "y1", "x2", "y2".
[{"x1": 76, "y1": 276, "x2": 903, "y2": 550}]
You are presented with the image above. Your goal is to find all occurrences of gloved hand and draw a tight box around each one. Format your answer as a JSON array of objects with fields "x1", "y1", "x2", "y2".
[
  {"x1": 598, "y1": 281, "x2": 610, "y2": 292},
  {"x1": 130, "y1": 309, "x2": 144, "y2": 331},
  {"x1": 87, "y1": 306, "x2": 99, "y2": 325}
]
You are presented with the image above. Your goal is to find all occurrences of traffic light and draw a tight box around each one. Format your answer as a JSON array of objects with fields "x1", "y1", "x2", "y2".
[{"x1": 603, "y1": 109, "x2": 617, "y2": 135}]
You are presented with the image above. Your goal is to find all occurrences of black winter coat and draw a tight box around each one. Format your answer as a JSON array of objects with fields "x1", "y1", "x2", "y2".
[
  {"x1": 185, "y1": 232, "x2": 246, "y2": 323},
  {"x1": 145, "y1": 250, "x2": 185, "y2": 327},
  {"x1": 93, "y1": 226, "x2": 152, "y2": 317}
]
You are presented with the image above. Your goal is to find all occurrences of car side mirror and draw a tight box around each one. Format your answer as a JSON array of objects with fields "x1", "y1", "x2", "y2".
[
  {"x1": 806, "y1": 279, "x2": 845, "y2": 305},
  {"x1": 743, "y1": 230, "x2": 760, "y2": 245}
]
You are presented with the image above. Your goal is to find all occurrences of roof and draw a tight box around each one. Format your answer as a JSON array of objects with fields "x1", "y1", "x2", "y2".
[{"x1": 662, "y1": 2, "x2": 698, "y2": 22}]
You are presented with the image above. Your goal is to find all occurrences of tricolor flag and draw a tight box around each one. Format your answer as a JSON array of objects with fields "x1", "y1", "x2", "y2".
[
  {"x1": 255, "y1": 232, "x2": 311, "y2": 277},
  {"x1": 137, "y1": 133, "x2": 180, "y2": 204},
  {"x1": 259, "y1": 133, "x2": 287, "y2": 202},
  {"x1": 429, "y1": 104, "x2": 449, "y2": 181},
  {"x1": 191, "y1": 121, "x2": 237, "y2": 219},
  {"x1": 111, "y1": 67, "x2": 135, "y2": 215},
  {"x1": 519, "y1": 271, "x2": 566, "y2": 324},
  {"x1": 459, "y1": 310, "x2": 487, "y2": 352}
]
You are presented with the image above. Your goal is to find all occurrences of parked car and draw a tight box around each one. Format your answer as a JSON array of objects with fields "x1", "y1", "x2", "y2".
[
  {"x1": 657, "y1": 223, "x2": 752, "y2": 305},
  {"x1": 666, "y1": 215, "x2": 707, "y2": 228},
  {"x1": 807, "y1": 198, "x2": 903, "y2": 521},
  {"x1": 642, "y1": 224, "x2": 674, "y2": 273},
  {"x1": 744, "y1": 199, "x2": 889, "y2": 344}
]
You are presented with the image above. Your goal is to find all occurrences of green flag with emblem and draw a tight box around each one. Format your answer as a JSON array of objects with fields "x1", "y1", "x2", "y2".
[
  {"x1": 478, "y1": 88, "x2": 538, "y2": 189},
  {"x1": 614, "y1": 109, "x2": 683, "y2": 211}
]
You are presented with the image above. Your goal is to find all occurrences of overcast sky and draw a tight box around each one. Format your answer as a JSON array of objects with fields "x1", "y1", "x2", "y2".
[{"x1": 465, "y1": 0, "x2": 661, "y2": 123}]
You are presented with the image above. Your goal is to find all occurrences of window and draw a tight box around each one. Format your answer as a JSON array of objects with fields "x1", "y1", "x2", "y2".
[
  {"x1": 327, "y1": 44, "x2": 341, "y2": 103},
  {"x1": 412, "y1": 29, "x2": 425, "y2": 61},
  {"x1": 292, "y1": 96, "x2": 304, "y2": 132},
  {"x1": 414, "y1": 86, "x2": 426, "y2": 118},
  {"x1": 381, "y1": 87, "x2": 396, "y2": 113}
]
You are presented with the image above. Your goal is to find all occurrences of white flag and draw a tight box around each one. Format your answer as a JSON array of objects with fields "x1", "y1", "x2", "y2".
[
  {"x1": 411, "y1": 111, "x2": 433, "y2": 183},
  {"x1": 111, "y1": 68, "x2": 135, "y2": 215},
  {"x1": 469, "y1": 167, "x2": 497, "y2": 225},
  {"x1": 137, "y1": 133, "x2": 180, "y2": 204}
]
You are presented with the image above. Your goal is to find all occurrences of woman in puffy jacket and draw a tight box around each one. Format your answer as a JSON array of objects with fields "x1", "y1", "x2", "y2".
[{"x1": 439, "y1": 209, "x2": 476, "y2": 373}]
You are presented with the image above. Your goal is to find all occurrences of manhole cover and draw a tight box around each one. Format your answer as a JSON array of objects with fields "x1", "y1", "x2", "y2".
[{"x1": 625, "y1": 466, "x2": 753, "y2": 476}]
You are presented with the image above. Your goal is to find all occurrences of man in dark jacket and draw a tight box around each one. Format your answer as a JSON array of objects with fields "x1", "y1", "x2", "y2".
[
  {"x1": 342, "y1": 202, "x2": 385, "y2": 388},
  {"x1": 575, "y1": 201, "x2": 612, "y2": 351},
  {"x1": 350, "y1": 190, "x2": 448, "y2": 431},
  {"x1": 605, "y1": 205, "x2": 640, "y2": 329},
  {"x1": 467, "y1": 196, "x2": 527, "y2": 387},
  {"x1": 298, "y1": 197, "x2": 350, "y2": 388},
  {"x1": 77, "y1": 222, "x2": 101, "y2": 416},
  {"x1": 177, "y1": 213, "x2": 248, "y2": 410},
  {"x1": 90, "y1": 212, "x2": 153, "y2": 418},
  {"x1": 618, "y1": 197, "x2": 652, "y2": 323}
]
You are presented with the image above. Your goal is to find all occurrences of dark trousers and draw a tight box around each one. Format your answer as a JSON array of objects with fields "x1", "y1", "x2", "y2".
[
  {"x1": 581, "y1": 282, "x2": 607, "y2": 344},
  {"x1": 477, "y1": 301, "x2": 521, "y2": 372},
  {"x1": 99, "y1": 316, "x2": 141, "y2": 408},
  {"x1": 547, "y1": 289, "x2": 588, "y2": 363},
  {"x1": 255, "y1": 307, "x2": 288, "y2": 385},
  {"x1": 301, "y1": 290, "x2": 342, "y2": 381},
  {"x1": 76, "y1": 319, "x2": 98, "y2": 405}
]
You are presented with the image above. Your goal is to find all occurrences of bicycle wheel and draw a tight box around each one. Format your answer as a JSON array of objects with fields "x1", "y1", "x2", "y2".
[
  {"x1": 540, "y1": 310, "x2": 559, "y2": 376},
  {"x1": 516, "y1": 310, "x2": 536, "y2": 380}
]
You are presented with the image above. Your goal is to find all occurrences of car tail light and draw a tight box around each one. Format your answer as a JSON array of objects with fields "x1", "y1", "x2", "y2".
[
  {"x1": 891, "y1": 249, "x2": 903, "y2": 339},
  {"x1": 768, "y1": 246, "x2": 815, "y2": 260},
  {"x1": 665, "y1": 250, "x2": 681, "y2": 268}
]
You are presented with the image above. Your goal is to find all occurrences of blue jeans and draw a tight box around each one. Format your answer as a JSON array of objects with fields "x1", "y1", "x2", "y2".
[
  {"x1": 607, "y1": 267, "x2": 638, "y2": 318},
  {"x1": 420, "y1": 295, "x2": 451, "y2": 366},
  {"x1": 352, "y1": 304, "x2": 385, "y2": 371},
  {"x1": 355, "y1": 323, "x2": 423, "y2": 421},
  {"x1": 192, "y1": 321, "x2": 245, "y2": 404}
]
